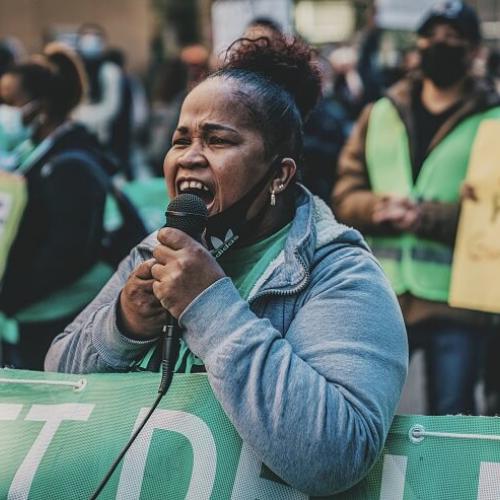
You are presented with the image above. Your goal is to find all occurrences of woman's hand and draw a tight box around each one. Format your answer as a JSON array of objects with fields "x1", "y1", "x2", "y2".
[
  {"x1": 151, "y1": 227, "x2": 226, "y2": 319},
  {"x1": 118, "y1": 259, "x2": 167, "y2": 339}
]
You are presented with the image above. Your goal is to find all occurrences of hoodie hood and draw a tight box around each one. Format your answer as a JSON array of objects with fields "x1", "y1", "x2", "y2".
[{"x1": 49, "y1": 123, "x2": 120, "y2": 176}]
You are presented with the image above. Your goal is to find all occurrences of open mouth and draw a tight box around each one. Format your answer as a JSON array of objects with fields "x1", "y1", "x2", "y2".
[{"x1": 177, "y1": 179, "x2": 215, "y2": 206}]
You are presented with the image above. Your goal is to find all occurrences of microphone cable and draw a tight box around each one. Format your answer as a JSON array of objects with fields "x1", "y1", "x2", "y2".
[
  {"x1": 89, "y1": 319, "x2": 179, "y2": 499},
  {"x1": 89, "y1": 390, "x2": 164, "y2": 499}
]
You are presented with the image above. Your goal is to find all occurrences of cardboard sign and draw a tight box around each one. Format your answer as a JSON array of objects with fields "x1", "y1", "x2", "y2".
[{"x1": 450, "y1": 120, "x2": 500, "y2": 312}]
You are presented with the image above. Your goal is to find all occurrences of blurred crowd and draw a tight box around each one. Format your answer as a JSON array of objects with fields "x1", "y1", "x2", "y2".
[{"x1": 1, "y1": 1, "x2": 500, "y2": 416}]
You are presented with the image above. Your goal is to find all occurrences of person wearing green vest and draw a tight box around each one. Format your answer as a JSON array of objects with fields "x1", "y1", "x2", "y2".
[
  {"x1": 0, "y1": 43, "x2": 123, "y2": 369},
  {"x1": 333, "y1": 1, "x2": 498, "y2": 416},
  {"x1": 46, "y1": 35, "x2": 408, "y2": 496}
]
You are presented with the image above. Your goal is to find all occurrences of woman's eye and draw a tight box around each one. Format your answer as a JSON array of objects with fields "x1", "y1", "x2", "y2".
[
  {"x1": 209, "y1": 136, "x2": 228, "y2": 145},
  {"x1": 172, "y1": 138, "x2": 190, "y2": 146}
]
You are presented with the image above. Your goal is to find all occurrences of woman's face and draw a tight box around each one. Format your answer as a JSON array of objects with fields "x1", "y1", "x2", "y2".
[
  {"x1": 164, "y1": 77, "x2": 270, "y2": 217},
  {"x1": 0, "y1": 73, "x2": 40, "y2": 125},
  {"x1": 0, "y1": 74, "x2": 29, "y2": 107}
]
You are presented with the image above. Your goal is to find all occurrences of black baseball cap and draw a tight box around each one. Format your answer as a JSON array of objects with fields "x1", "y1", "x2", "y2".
[{"x1": 417, "y1": 1, "x2": 481, "y2": 44}]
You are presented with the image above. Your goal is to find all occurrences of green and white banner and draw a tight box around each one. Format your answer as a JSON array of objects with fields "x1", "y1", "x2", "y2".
[{"x1": 1, "y1": 368, "x2": 500, "y2": 499}]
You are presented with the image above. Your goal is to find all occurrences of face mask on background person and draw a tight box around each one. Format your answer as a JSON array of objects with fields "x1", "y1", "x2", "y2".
[
  {"x1": 77, "y1": 34, "x2": 104, "y2": 59},
  {"x1": 0, "y1": 104, "x2": 33, "y2": 152},
  {"x1": 420, "y1": 42, "x2": 469, "y2": 88}
]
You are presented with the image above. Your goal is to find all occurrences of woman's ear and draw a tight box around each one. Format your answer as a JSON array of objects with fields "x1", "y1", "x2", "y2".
[{"x1": 271, "y1": 157, "x2": 297, "y2": 194}]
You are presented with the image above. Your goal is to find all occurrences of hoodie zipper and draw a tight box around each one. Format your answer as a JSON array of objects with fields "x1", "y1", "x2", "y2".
[{"x1": 248, "y1": 250, "x2": 311, "y2": 304}]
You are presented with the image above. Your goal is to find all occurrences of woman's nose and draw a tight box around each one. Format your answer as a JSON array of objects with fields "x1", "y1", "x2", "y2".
[{"x1": 177, "y1": 143, "x2": 208, "y2": 169}]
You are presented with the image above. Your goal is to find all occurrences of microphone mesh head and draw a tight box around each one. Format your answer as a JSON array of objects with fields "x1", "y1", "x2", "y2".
[{"x1": 164, "y1": 193, "x2": 208, "y2": 241}]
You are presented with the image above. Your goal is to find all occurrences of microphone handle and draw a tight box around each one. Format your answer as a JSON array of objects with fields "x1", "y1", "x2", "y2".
[{"x1": 158, "y1": 313, "x2": 180, "y2": 395}]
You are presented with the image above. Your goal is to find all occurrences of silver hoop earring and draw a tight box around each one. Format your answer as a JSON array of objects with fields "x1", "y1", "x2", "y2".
[{"x1": 270, "y1": 189, "x2": 276, "y2": 207}]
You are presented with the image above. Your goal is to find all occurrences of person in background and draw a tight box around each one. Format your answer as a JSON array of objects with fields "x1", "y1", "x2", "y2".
[
  {"x1": 0, "y1": 38, "x2": 27, "y2": 166},
  {"x1": 0, "y1": 37, "x2": 25, "y2": 74},
  {"x1": 180, "y1": 44, "x2": 210, "y2": 92},
  {"x1": 0, "y1": 40, "x2": 15, "y2": 80},
  {"x1": 46, "y1": 35, "x2": 407, "y2": 496},
  {"x1": 333, "y1": 1, "x2": 499, "y2": 415},
  {"x1": 73, "y1": 24, "x2": 129, "y2": 177},
  {"x1": 329, "y1": 45, "x2": 365, "y2": 120},
  {"x1": 0, "y1": 41, "x2": 19, "y2": 156},
  {"x1": 356, "y1": 6, "x2": 411, "y2": 105},
  {"x1": 486, "y1": 48, "x2": 500, "y2": 95},
  {"x1": 103, "y1": 48, "x2": 135, "y2": 180},
  {"x1": 302, "y1": 54, "x2": 350, "y2": 203},
  {"x1": 147, "y1": 46, "x2": 210, "y2": 178},
  {"x1": 243, "y1": 16, "x2": 283, "y2": 40},
  {"x1": 401, "y1": 48, "x2": 421, "y2": 76},
  {"x1": 147, "y1": 57, "x2": 189, "y2": 176},
  {"x1": 0, "y1": 43, "x2": 117, "y2": 369},
  {"x1": 356, "y1": 4, "x2": 385, "y2": 105}
]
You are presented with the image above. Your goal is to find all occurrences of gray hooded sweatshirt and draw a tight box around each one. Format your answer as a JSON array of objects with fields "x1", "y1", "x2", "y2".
[{"x1": 45, "y1": 186, "x2": 408, "y2": 496}]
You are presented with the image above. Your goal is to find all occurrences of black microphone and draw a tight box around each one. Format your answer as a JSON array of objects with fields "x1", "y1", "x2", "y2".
[
  {"x1": 158, "y1": 193, "x2": 208, "y2": 394},
  {"x1": 90, "y1": 194, "x2": 208, "y2": 499},
  {"x1": 164, "y1": 193, "x2": 209, "y2": 242}
]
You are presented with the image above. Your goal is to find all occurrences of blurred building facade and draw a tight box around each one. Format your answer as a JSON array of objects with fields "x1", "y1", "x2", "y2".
[
  {"x1": 0, "y1": 0, "x2": 154, "y2": 72},
  {"x1": 1, "y1": 0, "x2": 500, "y2": 76}
]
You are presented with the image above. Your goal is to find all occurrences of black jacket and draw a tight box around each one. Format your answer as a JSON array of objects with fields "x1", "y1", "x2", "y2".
[{"x1": 0, "y1": 123, "x2": 115, "y2": 315}]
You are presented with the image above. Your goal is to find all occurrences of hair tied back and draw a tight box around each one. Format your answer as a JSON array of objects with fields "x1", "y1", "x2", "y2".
[{"x1": 221, "y1": 34, "x2": 321, "y2": 120}]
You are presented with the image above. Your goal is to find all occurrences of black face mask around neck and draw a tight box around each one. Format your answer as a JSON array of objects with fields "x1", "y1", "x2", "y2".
[
  {"x1": 420, "y1": 42, "x2": 469, "y2": 89},
  {"x1": 205, "y1": 159, "x2": 281, "y2": 259}
]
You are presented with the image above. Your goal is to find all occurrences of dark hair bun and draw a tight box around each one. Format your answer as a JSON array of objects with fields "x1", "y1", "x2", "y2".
[
  {"x1": 43, "y1": 42, "x2": 87, "y2": 114},
  {"x1": 222, "y1": 36, "x2": 321, "y2": 119}
]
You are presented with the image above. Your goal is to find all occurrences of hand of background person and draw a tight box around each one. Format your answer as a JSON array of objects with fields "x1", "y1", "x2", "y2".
[
  {"x1": 151, "y1": 228, "x2": 226, "y2": 319},
  {"x1": 118, "y1": 259, "x2": 167, "y2": 339},
  {"x1": 372, "y1": 195, "x2": 420, "y2": 232},
  {"x1": 460, "y1": 182, "x2": 478, "y2": 202}
]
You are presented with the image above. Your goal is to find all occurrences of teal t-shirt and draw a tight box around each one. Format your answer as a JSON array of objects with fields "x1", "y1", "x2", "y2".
[
  {"x1": 218, "y1": 222, "x2": 292, "y2": 301},
  {"x1": 139, "y1": 223, "x2": 292, "y2": 373}
]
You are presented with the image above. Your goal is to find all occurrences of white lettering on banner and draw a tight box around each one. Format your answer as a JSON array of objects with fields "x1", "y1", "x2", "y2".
[
  {"x1": 116, "y1": 409, "x2": 217, "y2": 500},
  {"x1": 477, "y1": 462, "x2": 500, "y2": 500},
  {"x1": 379, "y1": 454, "x2": 407, "y2": 500},
  {"x1": 0, "y1": 403, "x2": 22, "y2": 420},
  {"x1": 231, "y1": 442, "x2": 307, "y2": 500},
  {"x1": 0, "y1": 403, "x2": 23, "y2": 490},
  {"x1": 0, "y1": 404, "x2": 23, "y2": 489},
  {"x1": 7, "y1": 403, "x2": 94, "y2": 500}
]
